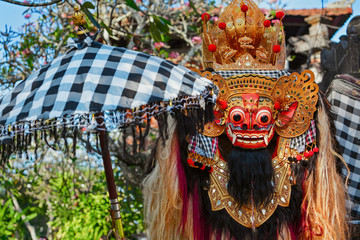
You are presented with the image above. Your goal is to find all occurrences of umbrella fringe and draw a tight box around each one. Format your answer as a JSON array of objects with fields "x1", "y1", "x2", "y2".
[
  {"x1": 0, "y1": 87, "x2": 215, "y2": 166},
  {"x1": 122, "y1": 127, "x2": 128, "y2": 157},
  {"x1": 86, "y1": 132, "x2": 91, "y2": 152},
  {"x1": 139, "y1": 113, "x2": 151, "y2": 152},
  {"x1": 43, "y1": 130, "x2": 55, "y2": 151},
  {"x1": 54, "y1": 123, "x2": 58, "y2": 145},
  {"x1": 131, "y1": 125, "x2": 137, "y2": 156},
  {"x1": 73, "y1": 128, "x2": 78, "y2": 157},
  {"x1": 34, "y1": 129, "x2": 38, "y2": 160},
  {"x1": 63, "y1": 129, "x2": 69, "y2": 154}
]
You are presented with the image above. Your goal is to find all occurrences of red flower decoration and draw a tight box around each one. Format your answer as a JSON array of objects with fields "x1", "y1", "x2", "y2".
[
  {"x1": 273, "y1": 45, "x2": 281, "y2": 53},
  {"x1": 241, "y1": 4, "x2": 248, "y2": 12},
  {"x1": 202, "y1": 12, "x2": 210, "y2": 22},
  {"x1": 276, "y1": 11, "x2": 285, "y2": 19},
  {"x1": 208, "y1": 44, "x2": 217, "y2": 52},
  {"x1": 218, "y1": 22, "x2": 226, "y2": 30},
  {"x1": 308, "y1": 150, "x2": 314, "y2": 156},
  {"x1": 304, "y1": 152, "x2": 310, "y2": 158},
  {"x1": 296, "y1": 155, "x2": 302, "y2": 161},
  {"x1": 264, "y1": 20, "x2": 271, "y2": 28},
  {"x1": 217, "y1": 100, "x2": 228, "y2": 110},
  {"x1": 187, "y1": 158, "x2": 195, "y2": 166},
  {"x1": 274, "y1": 101, "x2": 281, "y2": 110},
  {"x1": 313, "y1": 147, "x2": 319, "y2": 153}
]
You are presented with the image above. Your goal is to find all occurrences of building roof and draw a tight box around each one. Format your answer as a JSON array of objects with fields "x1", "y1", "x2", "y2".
[
  {"x1": 283, "y1": 7, "x2": 353, "y2": 39},
  {"x1": 285, "y1": 7, "x2": 352, "y2": 17}
]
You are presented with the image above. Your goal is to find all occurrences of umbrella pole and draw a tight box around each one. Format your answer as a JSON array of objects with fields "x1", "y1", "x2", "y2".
[{"x1": 95, "y1": 114, "x2": 125, "y2": 239}]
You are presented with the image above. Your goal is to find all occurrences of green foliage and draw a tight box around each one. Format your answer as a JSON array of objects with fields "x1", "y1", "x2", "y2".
[
  {"x1": 125, "y1": 0, "x2": 141, "y2": 11},
  {"x1": 50, "y1": 192, "x2": 111, "y2": 239},
  {"x1": 0, "y1": 169, "x2": 39, "y2": 239},
  {"x1": 46, "y1": 170, "x2": 143, "y2": 239},
  {"x1": 0, "y1": 153, "x2": 144, "y2": 239},
  {"x1": 149, "y1": 15, "x2": 171, "y2": 43},
  {"x1": 0, "y1": 199, "x2": 22, "y2": 239},
  {"x1": 81, "y1": 2, "x2": 102, "y2": 30}
]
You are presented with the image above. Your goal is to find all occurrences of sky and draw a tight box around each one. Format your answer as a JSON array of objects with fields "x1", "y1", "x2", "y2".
[{"x1": 0, "y1": 0, "x2": 359, "y2": 43}]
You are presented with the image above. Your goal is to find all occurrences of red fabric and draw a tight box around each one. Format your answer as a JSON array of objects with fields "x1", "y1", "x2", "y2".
[{"x1": 177, "y1": 139, "x2": 189, "y2": 233}]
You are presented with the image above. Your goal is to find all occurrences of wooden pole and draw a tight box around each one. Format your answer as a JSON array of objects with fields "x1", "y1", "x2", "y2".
[{"x1": 95, "y1": 113, "x2": 125, "y2": 239}]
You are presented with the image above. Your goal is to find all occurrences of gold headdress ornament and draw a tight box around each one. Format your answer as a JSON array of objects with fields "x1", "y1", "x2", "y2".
[
  {"x1": 199, "y1": 0, "x2": 319, "y2": 139},
  {"x1": 202, "y1": 0, "x2": 286, "y2": 71}
]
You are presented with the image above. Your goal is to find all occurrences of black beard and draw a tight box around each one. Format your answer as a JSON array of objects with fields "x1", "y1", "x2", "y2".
[{"x1": 226, "y1": 147, "x2": 275, "y2": 209}]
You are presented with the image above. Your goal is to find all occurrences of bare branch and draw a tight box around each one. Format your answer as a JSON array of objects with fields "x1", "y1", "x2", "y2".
[{"x1": 10, "y1": 193, "x2": 38, "y2": 240}]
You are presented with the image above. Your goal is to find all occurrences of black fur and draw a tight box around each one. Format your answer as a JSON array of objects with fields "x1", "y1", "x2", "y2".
[
  {"x1": 227, "y1": 147, "x2": 275, "y2": 209},
  {"x1": 200, "y1": 183, "x2": 303, "y2": 240}
]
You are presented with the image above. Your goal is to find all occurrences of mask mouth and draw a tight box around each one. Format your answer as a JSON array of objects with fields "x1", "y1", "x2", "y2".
[{"x1": 226, "y1": 124, "x2": 275, "y2": 147}]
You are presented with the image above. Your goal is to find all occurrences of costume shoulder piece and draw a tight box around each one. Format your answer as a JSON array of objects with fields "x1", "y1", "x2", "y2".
[{"x1": 143, "y1": 0, "x2": 349, "y2": 239}]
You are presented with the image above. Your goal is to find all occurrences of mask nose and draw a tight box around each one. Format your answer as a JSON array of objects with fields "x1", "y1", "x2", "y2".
[{"x1": 242, "y1": 93, "x2": 259, "y2": 130}]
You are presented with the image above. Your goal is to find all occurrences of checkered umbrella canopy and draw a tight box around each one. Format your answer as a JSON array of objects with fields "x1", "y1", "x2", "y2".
[
  {"x1": 0, "y1": 40, "x2": 212, "y2": 126},
  {"x1": 326, "y1": 74, "x2": 360, "y2": 221},
  {"x1": 0, "y1": 40, "x2": 213, "y2": 153}
]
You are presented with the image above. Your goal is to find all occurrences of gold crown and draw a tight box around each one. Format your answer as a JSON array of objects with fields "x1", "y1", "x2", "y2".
[
  {"x1": 202, "y1": 0, "x2": 286, "y2": 71},
  {"x1": 224, "y1": 74, "x2": 279, "y2": 100},
  {"x1": 203, "y1": 72, "x2": 279, "y2": 103}
]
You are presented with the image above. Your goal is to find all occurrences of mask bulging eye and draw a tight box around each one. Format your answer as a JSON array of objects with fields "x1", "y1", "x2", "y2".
[
  {"x1": 256, "y1": 109, "x2": 272, "y2": 125},
  {"x1": 230, "y1": 109, "x2": 245, "y2": 123}
]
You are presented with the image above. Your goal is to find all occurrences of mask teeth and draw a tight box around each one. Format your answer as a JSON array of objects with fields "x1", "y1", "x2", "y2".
[
  {"x1": 227, "y1": 126, "x2": 237, "y2": 145},
  {"x1": 263, "y1": 134, "x2": 269, "y2": 146},
  {"x1": 232, "y1": 133, "x2": 237, "y2": 145}
]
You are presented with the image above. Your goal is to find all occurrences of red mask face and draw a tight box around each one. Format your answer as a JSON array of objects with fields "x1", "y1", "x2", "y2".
[{"x1": 225, "y1": 93, "x2": 275, "y2": 149}]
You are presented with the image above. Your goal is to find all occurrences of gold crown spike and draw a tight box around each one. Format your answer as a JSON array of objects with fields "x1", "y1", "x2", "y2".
[
  {"x1": 72, "y1": 5, "x2": 89, "y2": 39},
  {"x1": 202, "y1": 0, "x2": 286, "y2": 71}
]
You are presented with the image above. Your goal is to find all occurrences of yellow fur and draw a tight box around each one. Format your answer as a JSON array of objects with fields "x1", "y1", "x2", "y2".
[{"x1": 300, "y1": 97, "x2": 349, "y2": 239}]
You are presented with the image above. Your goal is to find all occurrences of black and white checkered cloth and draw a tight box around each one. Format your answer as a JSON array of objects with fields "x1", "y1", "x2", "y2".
[
  {"x1": 188, "y1": 133, "x2": 218, "y2": 159},
  {"x1": 215, "y1": 69, "x2": 290, "y2": 79},
  {"x1": 289, "y1": 120, "x2": 317, "y2": 153},
  {"x1": 0, "y1": 40, "x2": 212, "y2": 127},
  {"x1": 327, "y1": 77, "x2": 360, "y2": 220}
]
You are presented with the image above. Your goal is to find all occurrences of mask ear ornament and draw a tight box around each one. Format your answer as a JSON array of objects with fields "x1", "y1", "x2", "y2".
[
  {"x1": 199, "y1": 72, "x2": 229, "y2": 137},
  {"x1": 275, "y1": 101, "x2": 298, "y2": 127},
  {"x1": 273, "y1": 70, "x2": 319, "y2": 138}
]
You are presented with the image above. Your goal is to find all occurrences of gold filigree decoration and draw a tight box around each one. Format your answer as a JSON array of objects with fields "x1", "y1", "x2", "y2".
[
  {"x1": 188, "y1": 151, "x2": 216, "y2": 166},
  {"x1": 224, "y1": 74, "x2": 278, "y2": 99},
  {"x1": 273, "y1": 70, "x2": 319, "y2": 138},
  {"x1": 201, "y1": 71, "x2": 227, "y2": 137},
  {"x1": 208, "y1": 137, "x2": 292, "y2": 228},
  {"x1": 202, "y1": 0, "x2": 286, "y2": 71},
  {"x1": 202, "y1": 121, "x2": 226, "y2": 137}
]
